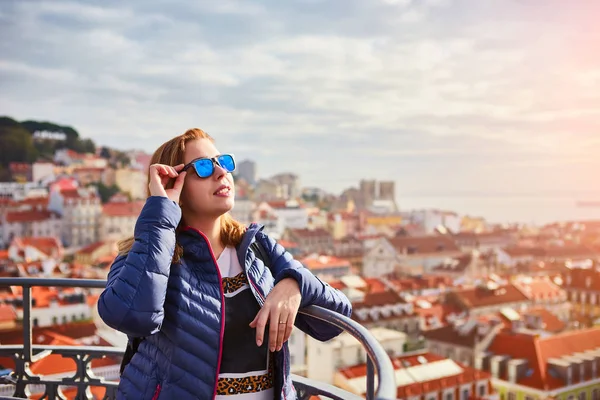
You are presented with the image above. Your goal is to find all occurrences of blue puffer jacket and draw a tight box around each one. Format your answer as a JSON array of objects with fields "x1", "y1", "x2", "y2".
[{"x1": 98, "y1": 196, "x2": 352, "y2": 400}]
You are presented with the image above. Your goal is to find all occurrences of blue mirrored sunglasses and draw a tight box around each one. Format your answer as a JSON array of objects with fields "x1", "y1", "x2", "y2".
[{"x1": 182, "y1": 154, "x2": 236, "y2": 178}]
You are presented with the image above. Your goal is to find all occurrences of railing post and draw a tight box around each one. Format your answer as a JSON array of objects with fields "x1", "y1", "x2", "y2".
[
  {"x1": 22, "y1": 285, "x2": 32, "y2": 363},
  {"x1": 367, "y1": 357, "x2": 375, "y2": 400}
]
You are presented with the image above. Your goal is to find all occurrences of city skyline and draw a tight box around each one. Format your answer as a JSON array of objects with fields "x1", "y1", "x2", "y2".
[{"x1": 1, "y1": 0, "x2": 600, "y2": 222}]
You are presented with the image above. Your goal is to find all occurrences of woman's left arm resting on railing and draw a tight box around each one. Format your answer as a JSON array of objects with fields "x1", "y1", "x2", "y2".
[{"x1": 257, "y1": 233, "x2": 353, "y2": 342}]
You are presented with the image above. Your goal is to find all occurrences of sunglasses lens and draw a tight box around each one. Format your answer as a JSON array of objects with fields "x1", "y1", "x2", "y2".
[
  {"x1": 218, "y1": 154, "x2": 235, "y2": 172},
  {"x1": 193, "y1": 159, "x2": 214, "y2": 178}
]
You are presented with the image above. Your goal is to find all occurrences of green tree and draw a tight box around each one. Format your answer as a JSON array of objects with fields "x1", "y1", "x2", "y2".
[
  {"x1": 115, "y1": 152, "x2": 131, "y2": 167},
  {"x1": 33, "y1": 138, "x2": 57, "y2": 160},
  {"x1": 0, "y1": 165, "x2": 10, "y2": 181},
  {"x1": 21, "y1": 119, "x2": 99, "y2": 155},
  {"x1": 21, "y1": 120, "x2": 80, "y2": 145},
  {"x1": 0, "y1": 116, "x2": 104, "y2": 168},
  {"x1": 99, "y1": 146, "x2": 111, "y2": 159},
  {"x1": 0, "y1": 117, "x2": 38, "y2": 166},
  {"x1": 74, "y1": 138, "x2": 96, "y2": 154},
  {"x1": 94, "y1": 182, "x2": 121, "y2": 203}
]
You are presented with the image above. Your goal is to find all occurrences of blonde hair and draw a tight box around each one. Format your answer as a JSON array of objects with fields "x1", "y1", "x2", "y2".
[{"x1": 117, "y1": 128, "x2": 246, "y2": 262}]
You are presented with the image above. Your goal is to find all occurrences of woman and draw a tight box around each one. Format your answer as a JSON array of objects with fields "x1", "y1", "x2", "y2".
[{"x1": 98, "y1": 128, "x2": 352, "y2": 400}]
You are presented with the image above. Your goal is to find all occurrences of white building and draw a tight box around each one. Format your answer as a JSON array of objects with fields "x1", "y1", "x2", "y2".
[
  {"x1": 54, "y1": 149, "x2": 108, "y2": 168},
  {"x1": 19, "y1": 300, "x2": 93, "y2": 328},
  {"x1": 54, "y1": 149, "x2": 84, "y2": 166},
  {"x1": 230, "y1": 199, "x2": 256, "y2": 226},
  {"x1": 254, "y1": 200, "x2": 309, "y2": 239},
  {"x1": 0, "y1": 182, "x2": 48, "y2": 200},
  {"x1": 100, "y1": 200, "x2": 144, "y2": 242},
  {"x1": 362, "y1": 235, "x2": 464, "y2": 277},
  {"x1": 408, "y1": 209, "x2": 462, "y2": 235},
  {"x1": 306, "y1": 327, "x2": 407, "y2": 385},
  {"x1": 254, "y1": 209, "x2": 285, "y2": 239},
  {"x1": 336, "y1": 352, "x2": 494, "y2": 400},
  {"x1": 288, "y1": 328, "x2": 307, "y2": 375},
  {"x1": 270, "y1": 173, "x2": 301, "y2": 200},
  {"x1": 7, "y1": 237, "x2": 63, "y2": 263},
  {"x1": 1, "y1": 210, "x2": 62, "y2": 247},
  {"x1": 257, "y1": 200, "x2": 308, "y2": 230},
  {"x1": 48, "y1": 187, "x2": 102, "y2": 247},
  {"x1": 32, "y1": 162, "x2": 56, "y2": 183},
  {"x1": 115, "y1": 168, "x2": 147, "y2": 200},
  {"x1": 236, "y1": 159, "x2": 257, "y2": 186}
]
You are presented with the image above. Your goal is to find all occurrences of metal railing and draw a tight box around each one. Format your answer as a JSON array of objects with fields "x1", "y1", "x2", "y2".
[{"x1": 0, "y1": 278, "x2": 397, "y2": 400}]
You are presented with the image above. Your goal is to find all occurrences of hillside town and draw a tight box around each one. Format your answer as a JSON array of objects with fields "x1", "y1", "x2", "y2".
[{"x1": 1, "y1": 147, "x2": 600, "y2": 400}]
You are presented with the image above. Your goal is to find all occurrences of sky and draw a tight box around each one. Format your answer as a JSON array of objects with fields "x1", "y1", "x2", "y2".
[{"x1": 1, "y1": 0, "x2": 600, "y2": 222}]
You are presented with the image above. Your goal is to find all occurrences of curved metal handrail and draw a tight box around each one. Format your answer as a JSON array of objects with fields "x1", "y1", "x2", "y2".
[
  {"x1": 0, "y1": 277, "x2": 106, "y2": 289},
  {"x1": 299, "y1": 305, "x2": 397, "y2": 400},
  {"x1": 0, "y1": 277, "x2": 397, "y2": 400}
]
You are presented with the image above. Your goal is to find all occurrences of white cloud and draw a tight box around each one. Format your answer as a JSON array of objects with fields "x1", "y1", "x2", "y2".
[
  {"x1": 1, "y1": 0, "x2": 599, "y2": 207},
  {"x1": 35, "y1": 1, "x2": 134, "y2": 21},
  {"x1": 0, "y1": 60, "x2": 78, "y2": 82},
  {"x1": 381, "y1": 0, "x2": 412, "y2": 6}
]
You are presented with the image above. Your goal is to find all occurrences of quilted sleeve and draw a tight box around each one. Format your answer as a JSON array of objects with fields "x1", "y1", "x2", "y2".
[
  {"x1": 257, "y1": 233, "x2": 352, "y2": 342},
  {"x1": 97, "y1": 196, "x2": 181, "y2": 337}
]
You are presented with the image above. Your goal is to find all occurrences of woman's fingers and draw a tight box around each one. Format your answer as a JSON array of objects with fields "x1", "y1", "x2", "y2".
[{"x1": 274, "y1": 312, "x2": 288, "y2": 352}]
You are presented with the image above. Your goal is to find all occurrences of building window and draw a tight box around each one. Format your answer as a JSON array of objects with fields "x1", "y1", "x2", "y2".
[
  {"x1": 508, "y1": 392, "x2": 516, "y2": 400},
  {"x1": 525, "y1": 396, "x2": 534, "y2": 400},
  {"x1": 580, "y1": 392, "x2": 587, "y2": 400},
  {"x1": 445, "y1": 392, "x2": 453, "y2": 400},
  {"x1": 33, "y1": 318, "x2": 39, "y2": 327},
  {"x1": 52, "y1": 316, "x2": 58, "y2": 325},
  {"x1": 62, "y1": 315, "x2": 67, "y2": 324},
  {"x1": 462, "y1": 389, "x2": 469, "y2": 400},
  {"x1": 592, "y1": 389, "x2": 600, "y2": 400},
  {"x1": 334, "y1": 357, "x2": 342, "y2": 369},
  {"x1": 478, "y1": 385, "x2": 486, "y2": 396}
]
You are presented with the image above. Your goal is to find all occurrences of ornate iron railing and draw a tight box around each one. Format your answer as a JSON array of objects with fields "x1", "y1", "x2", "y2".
[{"x1": 0, "y1": 278, "x2": 397, "y2": 400}]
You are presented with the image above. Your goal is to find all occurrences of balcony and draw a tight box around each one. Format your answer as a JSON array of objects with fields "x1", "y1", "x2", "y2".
[{"x1": 0, "y1": 278, "x2": 397, "y2": 400}]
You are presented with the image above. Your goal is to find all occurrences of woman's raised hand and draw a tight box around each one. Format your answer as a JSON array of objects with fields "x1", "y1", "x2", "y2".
[{"x1": 148, "y1": 163, "x2": 187, "y2": 203}]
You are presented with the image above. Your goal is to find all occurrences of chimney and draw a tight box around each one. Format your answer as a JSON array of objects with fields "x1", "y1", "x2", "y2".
[
  {"x1": 490, "y1": 355, "x2": 509, "y2": 379},
  {"x1": 547, "y1": 358, "x2": 572, "y2": 384},
  {"x1": 562, "y1": 355, "x2": 585, "y2": 383},
  {"x1": 573, "y1": 352, "x2": 596, "y2": 381},
  {"x1": 525, "y1": 313, "x2": 543, "y2": 330},
  {"x1": 475, "y1": 352, "x2": 492, "y2": 371},
  {"x1": 507, "y1": 359, "x2": 528, "y2": 383},
  {"x1": 511, "y1": 319, "x2": 524, "y2": 332},
  {"x1": 583, "y1": 349, "x2": 600, "y2": 379}
]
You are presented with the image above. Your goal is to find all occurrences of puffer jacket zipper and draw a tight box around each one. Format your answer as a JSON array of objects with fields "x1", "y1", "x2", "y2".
[{"x1": 186, "y1": 228, "x2": 226, "y2": 400}]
